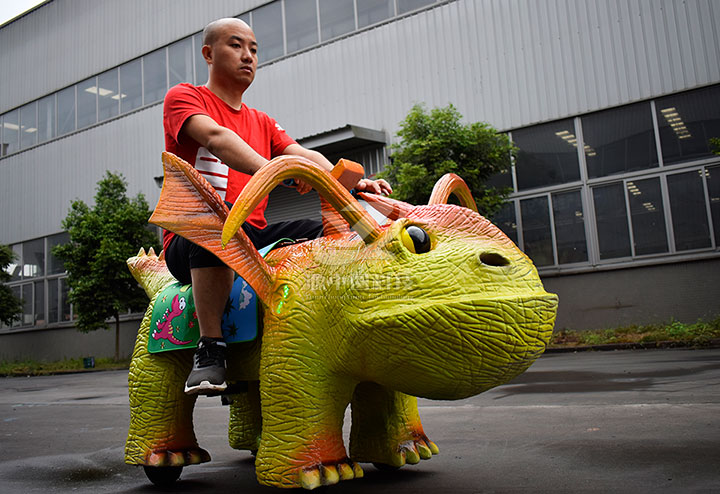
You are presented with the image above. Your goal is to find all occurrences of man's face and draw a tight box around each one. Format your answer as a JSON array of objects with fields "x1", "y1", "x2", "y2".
[{"x1": 207, "y1": 20, "x2": 258, "y2": 89}]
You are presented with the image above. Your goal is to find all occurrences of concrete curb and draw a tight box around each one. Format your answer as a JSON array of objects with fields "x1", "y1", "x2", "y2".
[{"x1": 545, "y1": 338, "x2": 720, "y2": 353}]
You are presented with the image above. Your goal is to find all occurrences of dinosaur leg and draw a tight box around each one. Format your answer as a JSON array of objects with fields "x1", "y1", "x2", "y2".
[
  {"x1": 228, "y1": 380, "x2": 262, "y2": 452},
  {"x1": 125, "y1": 305, "x2": 210, "y2": 468},
  {"x1": 254, "y1": 360, "x2": 362, "y2": 489},
  {"x1": 349, "y1": 382, "x2": 439, "y2": 467}
]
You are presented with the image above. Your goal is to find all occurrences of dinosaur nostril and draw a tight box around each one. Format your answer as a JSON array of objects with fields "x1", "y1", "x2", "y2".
[{"x1": 479, "y1": 252, "x2": 510, "y2": 267}]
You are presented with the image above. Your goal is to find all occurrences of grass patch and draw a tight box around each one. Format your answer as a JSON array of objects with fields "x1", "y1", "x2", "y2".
[
  {"x1": 0, "y1": 357, "x2": 130, "y2": 377},
  {"x1": 550, "y1": 317, "x2": 720, "y2": 348}
]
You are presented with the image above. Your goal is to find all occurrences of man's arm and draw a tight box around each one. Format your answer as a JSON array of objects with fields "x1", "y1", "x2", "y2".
[{"x1": 182, "y1": 114, "x2": 268, "y2": 174}]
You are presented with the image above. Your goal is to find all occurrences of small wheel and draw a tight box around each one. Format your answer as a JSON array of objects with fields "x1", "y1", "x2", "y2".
[
  {"x1": 372, "y1": 462, "x2": 401, "y2": 471},
  {"x1": 143, "y1": 465, "x2": 183, "y2": 485}
]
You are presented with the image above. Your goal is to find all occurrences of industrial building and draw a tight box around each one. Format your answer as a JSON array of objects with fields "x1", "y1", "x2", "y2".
[{"x1": 1, "y1": 0, "x2": 718, "y2": 360}]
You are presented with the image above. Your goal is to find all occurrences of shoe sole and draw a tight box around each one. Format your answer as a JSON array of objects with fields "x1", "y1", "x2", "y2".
[{"x1": 184, "y1": 380, "x2": 228, "y2": 395}]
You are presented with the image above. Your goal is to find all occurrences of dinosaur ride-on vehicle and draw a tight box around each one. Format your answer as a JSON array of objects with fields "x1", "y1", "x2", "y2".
[{"x1": 125, "y1": 152, "x2": 558, "y2": 489}]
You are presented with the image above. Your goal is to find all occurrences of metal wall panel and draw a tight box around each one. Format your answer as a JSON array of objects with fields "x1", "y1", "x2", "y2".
[
  {"x1": 0, "y1": 0, "x2": 269, "y2": 112},
  {"x1": 2, "y1": 0, "x2": 719, "y2": 245}
]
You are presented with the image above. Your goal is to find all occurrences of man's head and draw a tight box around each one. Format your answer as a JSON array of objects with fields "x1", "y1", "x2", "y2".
[{"x1": 202, "y1": 18, "x2": 258, "y2": 91}]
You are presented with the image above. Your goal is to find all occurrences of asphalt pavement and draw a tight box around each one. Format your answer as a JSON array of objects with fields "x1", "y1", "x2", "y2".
[{"x1": 1, "y1": 348, "x2": 719, "y2": 493}]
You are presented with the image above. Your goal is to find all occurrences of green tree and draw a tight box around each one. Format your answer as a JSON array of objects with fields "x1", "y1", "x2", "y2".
[
  {"x1": 53, "y1": 172, "x2": 160, "y2": 360},
  {"x1": 380, "y1": 104, "x2": 515, "y2": 216},
  {"x1": 0, "y1": 244, "x2": 23, "y2": 326},
  {"x1": 711, "y1": 137, "x2": 720, "y2": 155}
]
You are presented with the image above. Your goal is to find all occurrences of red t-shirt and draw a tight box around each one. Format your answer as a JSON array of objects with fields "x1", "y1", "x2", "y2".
[{"x1": 162, "y1": 83, "x2": 297, "y2": 249}]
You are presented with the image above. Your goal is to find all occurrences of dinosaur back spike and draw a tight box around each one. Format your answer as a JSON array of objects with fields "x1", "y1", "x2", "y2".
[
  {"x1": 150, "y1": 152, "x2": 275, "y2": 303},
  {"x1": 127, "y1": 250, "x2": 176, "y2": 299}
]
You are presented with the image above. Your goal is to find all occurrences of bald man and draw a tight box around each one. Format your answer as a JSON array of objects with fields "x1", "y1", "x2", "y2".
[{"x1": 162, "y1": 18, "x2": 391, "y2": 394}]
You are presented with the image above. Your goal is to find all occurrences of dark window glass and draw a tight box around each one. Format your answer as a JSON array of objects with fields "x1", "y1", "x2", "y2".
[
  {"x1": 593, "y1": 183, "x2": 631, "y2": 260},
  {"x1": 169, "y1": 37, "x2": 193, "y2": 88},
  {"x1": 513, "y1": 119, "x2": 581, "y2": 190},
  {"x1": 5, "y1": 244, "x2": 22, "y2": 281},
  {"x1": 2, "y1": 109, "x2": 19, "y2": 155},
  {"x1": 627, "y1": 177, "x2": 668, "y2": 255},
  {"x1": 11, "y1": 285, "x2": 22, "y2": 327},
  {"x1": 319, "y1": 0, "x2": 355, "y2": 41},
  {"x1": 582, "y1": 101, "x2": 659, "y2": 178},
  {"x1": 37, "y1": 94, "x2": 56, "y2": 144},
  {"x1": 57, "y1": 86, "x2": 76, "y2": 135},
  {"x1": 60, "y1": 278, "x2": 72, "y2": 322},
  {"x1": 357, "y1": 0, "x2": 394, "y2": 28},
  {"x1": 667, "y1": 170, "x2": 711, "y2": 251},
  {"x1": 143, "y1": 48, "x2": 167, "y2": 104},
  {"x1": 552, "y1": 190, "x2": 588, "y2": 264},
  {"x1": 254, "y1": 1, "x2": 284, "y2": 63},
  {"x1": 520, "y1": 196, "x2": 554, "y2": 266},
  {"x1": 77, "y1": 77, "x2": 97, "y2": 129},
  {"x1": 21, "y1": 283, "x2": 33, "y2": 326},
  {"x1": 120, "y1": 59, "x2": 142, "y2": 113},
  {"x1": 285, "y1": 0, "x2": 318, "y2": 53},
  {"x1": 34, "y1": 280, "x2": 45, "y2": 325},
  {"x1": 23, "y1": 238, "x2": 44, "y2": 279},
  {"x1": 48, "y1": 278, "x2": 58, "y2": 324},
  {"x1": 491, "y1": 201, "x2": 518, "y2": 245},
  {"x1": 19, "y1": 101, "x2": 37, "y2": 149},
  {"x1": 193, "y1": 33, "x2": 209, "y2": 85},
  {"x1": 397, "y1": 0, "x2": 435, "y2": 15},
  {"x1": 97, "y1": 69, "x2": 119, "y2": 121},
  {"x1": 485, "y1": 166, "x2": 513, "y2": 189},
  {"x1": 706, "y1": 165, "x2": 720, "y2": 246},
  {"x1": 657, "y1": 85, "x2": 720, "y2": 164},
  {"x1": 47, "y1": 232, "x2": 69, "y2": 275}
]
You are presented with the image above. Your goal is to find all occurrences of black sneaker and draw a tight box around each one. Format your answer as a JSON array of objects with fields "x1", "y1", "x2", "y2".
[{"x1": 184, "y1": 337, "x2": 228, "y2": 395}]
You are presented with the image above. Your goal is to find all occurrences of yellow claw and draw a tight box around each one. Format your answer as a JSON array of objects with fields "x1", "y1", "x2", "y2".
[
  {"x1": 403, "y1": 445, "x2": 421, "y2": 464},
  {"x1": 417, "y1": 441, "x2": 433, "y2": 459},
  {"x1": 320, "y1": 465, "x2": 340, "y2": 485},
  {"x1": 300, "y1": 468, "x2": 321, "y2": 490},
  {"x1": 352, "y1": 462, "x2": 364, "y2": 478},
  {"x1": 168, "y1": 451, "x2": 184, "y2": 467},
  {"x1": 337, "y1": 462, "x2": 354, "y2": 480},
  {"x1": 428, "y1": 440, "x2": 440, "y2": 455}
]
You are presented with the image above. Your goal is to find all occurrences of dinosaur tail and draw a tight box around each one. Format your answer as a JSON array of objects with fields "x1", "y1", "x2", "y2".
[{"x1": 127, "y1": 247, "x2": 177, "y2": 299}]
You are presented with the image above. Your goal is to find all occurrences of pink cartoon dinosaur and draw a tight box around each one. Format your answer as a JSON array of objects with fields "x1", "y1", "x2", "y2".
[{"x1": 152, "y1": 294, "x2": 192, "y2": 345}]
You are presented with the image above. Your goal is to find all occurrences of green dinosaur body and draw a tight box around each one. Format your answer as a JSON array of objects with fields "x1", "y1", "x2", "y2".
[{"x1": 124, "y1": 153, "x2": 558, "y2": 489}]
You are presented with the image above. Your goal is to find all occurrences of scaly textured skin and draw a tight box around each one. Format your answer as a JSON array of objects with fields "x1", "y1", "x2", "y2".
[{"x1": 125, "y1": 152, "x2": 558, "y2": 489}]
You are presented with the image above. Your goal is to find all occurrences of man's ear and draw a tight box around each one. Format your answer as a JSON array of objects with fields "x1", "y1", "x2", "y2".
[{"x1": 201, "y1": 44, "x2": 212, "y2": 64}]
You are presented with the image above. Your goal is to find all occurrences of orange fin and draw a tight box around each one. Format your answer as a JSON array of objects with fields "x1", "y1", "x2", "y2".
[{"x1": 150, "y1": 152, "x2": 275, "y2": 303}]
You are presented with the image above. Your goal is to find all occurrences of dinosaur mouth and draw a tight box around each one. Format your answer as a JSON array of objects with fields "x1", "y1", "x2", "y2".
[{"x1": 351, "y1": 293, "x2": 558, "y2": 398}]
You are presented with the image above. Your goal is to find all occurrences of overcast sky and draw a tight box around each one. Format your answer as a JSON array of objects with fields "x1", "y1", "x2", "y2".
[{"x1": 0, "y1": 0, "x2": 45, "y2": 27}]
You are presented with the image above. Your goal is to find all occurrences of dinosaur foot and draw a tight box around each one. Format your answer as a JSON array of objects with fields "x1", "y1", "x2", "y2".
[
  {"x1": 146, "y1": 447, "x2": 211, "y2": 467},
  {"x1": 361, "y1": 436, "x2": 440, "y2": 469},
  {"x1": 300, "y1": 458, "x2": 364, "y2": 490}
]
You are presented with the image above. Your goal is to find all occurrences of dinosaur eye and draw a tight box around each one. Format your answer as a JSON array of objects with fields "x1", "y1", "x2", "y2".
[{"x1": 401, "y1": 225, "x2": 431, "y2": 254}]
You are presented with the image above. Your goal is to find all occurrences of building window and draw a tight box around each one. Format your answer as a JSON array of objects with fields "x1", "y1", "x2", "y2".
[
  {"x1": 119, "y1": 59, "x2": 142, "y2": 113},
  {"x1": 582, "y1": 101, "x2": 659, "y2": 179},
  {"x1": 253, "y1": 1, "x2": 284, "y2": 64},
  {"x1": 357, "y1": 0, "x2": 394, "y2": 28},
  {"x1": 513, "y1": 119, "x2": 581, "y2": 190},
  {"x1": 285, "y1": 0, "x2": 319, "y2": 53},
  {"x1": 192, "y1": 33, "x2": 209, "y2": 85},
  {"x1": 57, "y1": 85, "x2": 76, "y2": 136},
  {"x1": 627, "y1": 177, "x2": 668, "y2": 256},
  {"x1": 77, "y1": 76, "x2": 98, "y2": 129},
  {"x1": 2, "y1": 109, "x2": 19, "y2": 155},
  {"x1": 706, "y1": 165, "x2": 720, "y2": 246},
  {"x1": 319, "y1": 0, "x2": 355, "y2": 41},
  {"x1": 397, "y1": 0, "x2": 436, "y2": 15},
  {"x1": 491, "y1": 202, "x2": 518, "y2": 245},
  {"x1": 143, "y1": 48, "x2": 167, "y2": 105},
  {"x1": 592, "y1": 183, "x2": 631, "y2": 260},
  {"x1": 520, "y1": 196, "x2": 554, "y2": 267},
  {"x1": 169, "y1": 37, "x2": 194, "y2": 88},
  {"x1": 667, "y1": 170, "x2": 712, "y2": 251},
  {"x1": 97, "y1": 68, "x2": 120, "y2": 121},
  {"x1": 37, "y1": 94, "x2": 56, "y2": 144},
  {"x1": 657, "y1": 85, "x2": 720, "y2": 165},
  {"x1": 19, "y1": 101, "x2": 37, "y2": 150},
  {"x1": 552, "y1": 190, "x2": 588, "y2": 264}
]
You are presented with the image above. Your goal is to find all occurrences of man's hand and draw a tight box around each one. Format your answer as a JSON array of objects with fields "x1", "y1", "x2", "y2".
[{"x1": 355, "y1": 178, "x2": 392, "y2": 196}]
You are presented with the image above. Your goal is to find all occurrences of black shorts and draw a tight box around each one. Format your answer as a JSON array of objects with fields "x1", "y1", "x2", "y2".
[{"x1": 165, "y1": 218, "x2": 323, "y2": 285}]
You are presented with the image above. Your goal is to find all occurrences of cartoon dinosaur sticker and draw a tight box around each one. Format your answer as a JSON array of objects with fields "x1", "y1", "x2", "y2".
[{"x1": 152, "y1": 294, "x2": 192, "y2": 345}]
